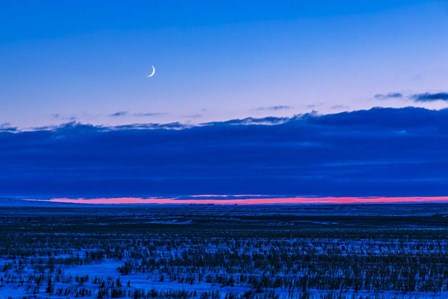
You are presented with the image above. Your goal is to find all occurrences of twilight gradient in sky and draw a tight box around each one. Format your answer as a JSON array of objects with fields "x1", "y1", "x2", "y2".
[{"x1": 1, "y1": 0, "x2": 448, "y2": 128}]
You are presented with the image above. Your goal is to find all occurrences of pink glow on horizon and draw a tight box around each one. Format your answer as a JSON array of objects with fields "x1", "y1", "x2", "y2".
[{"x1": 27, "y1": 196, "x2": 448, "y2": 205}]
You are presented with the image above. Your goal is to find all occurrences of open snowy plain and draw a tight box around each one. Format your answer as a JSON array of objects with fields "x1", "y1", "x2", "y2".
[{"x1": 0, "y1": 204, "x2": 447, "y2": 299}]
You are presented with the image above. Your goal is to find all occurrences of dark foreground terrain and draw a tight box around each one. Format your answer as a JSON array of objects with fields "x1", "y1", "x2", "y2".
[{"x1": 0, "y1": 204, "x2": 447, "y2": 298}]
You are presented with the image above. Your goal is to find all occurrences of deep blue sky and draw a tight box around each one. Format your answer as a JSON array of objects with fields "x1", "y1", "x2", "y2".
[{"x1": 1, "y1": 0, "x2": 448, "y2": 127}]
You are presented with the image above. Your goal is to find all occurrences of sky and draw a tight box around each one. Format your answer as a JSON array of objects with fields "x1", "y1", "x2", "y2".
[
  {"x1": 1, "y1": 1, "x2": 448, "y2": 203},
  {"x1": 1, "y1": 0, "x2": 448, "y2": 128}
]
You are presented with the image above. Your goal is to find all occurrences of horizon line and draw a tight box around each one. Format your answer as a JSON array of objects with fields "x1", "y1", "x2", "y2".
[{"x1": 25, "y1": 196, "x2": 448, "y2": 205}]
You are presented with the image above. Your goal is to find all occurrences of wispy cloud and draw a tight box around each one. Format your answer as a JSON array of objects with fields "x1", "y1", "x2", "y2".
[
  {"x1": 109, "y1": 111, "x2": 128, "y2": 117},
  {"x1": 330, "y1": 104, "x2": 350, "y2": 110},
  {"x1": 305, "y1": 102, "x2": 325, "y2": 109},
  {"x1": 110, "y1": 111, "x2": 168, "y2": 117},
  {"x1": 183, "y1": 114, "x2": 203, "y2": 119},
  {"x1": 254, "y1": 105, "x2": 293, "y2": 111},
  {"x1": 134, "y1": 112, "x2": 168, "y2": 117},
  {"x1": 411, "y1": 92, "x2": 448, "y2": 102},
  {"x1": 373, "y1": 91, "x2": 448, "y2": 102},
  {"x1": 51, "y1": 113, "x2": 77, "y2": 121},
  {"x1": 374, "y1": 92, "x2": 404, "y2": 100}
]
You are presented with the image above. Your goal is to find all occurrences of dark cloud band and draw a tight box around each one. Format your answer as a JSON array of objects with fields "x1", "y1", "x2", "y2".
[{"x1": 1, "y1": 107, "x2": 448, "y2": 198}]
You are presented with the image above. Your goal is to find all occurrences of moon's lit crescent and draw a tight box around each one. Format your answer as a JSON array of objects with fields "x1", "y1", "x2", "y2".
[{"x1": 148, "y1": 65, "x2": 156, "y2": 78}]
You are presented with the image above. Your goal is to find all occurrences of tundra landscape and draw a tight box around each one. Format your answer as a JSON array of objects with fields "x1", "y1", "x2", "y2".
[{"x1": 0, "y1": 204, "x2": 447, "y2": 298}]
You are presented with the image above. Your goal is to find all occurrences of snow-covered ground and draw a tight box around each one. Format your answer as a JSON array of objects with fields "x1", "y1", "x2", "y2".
[{"x1": 0, "y1": 205, "x2": 447, "y2": 298}]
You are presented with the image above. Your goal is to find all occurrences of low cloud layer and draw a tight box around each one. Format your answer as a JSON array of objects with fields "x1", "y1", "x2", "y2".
[{"x1": 1, "y1": 107, "x2": 448, "y2": 198}]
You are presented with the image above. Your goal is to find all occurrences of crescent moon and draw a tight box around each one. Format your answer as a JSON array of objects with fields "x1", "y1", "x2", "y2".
[{"x1": 148, "y1": 65, "x2": 156, "y2": 78}]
